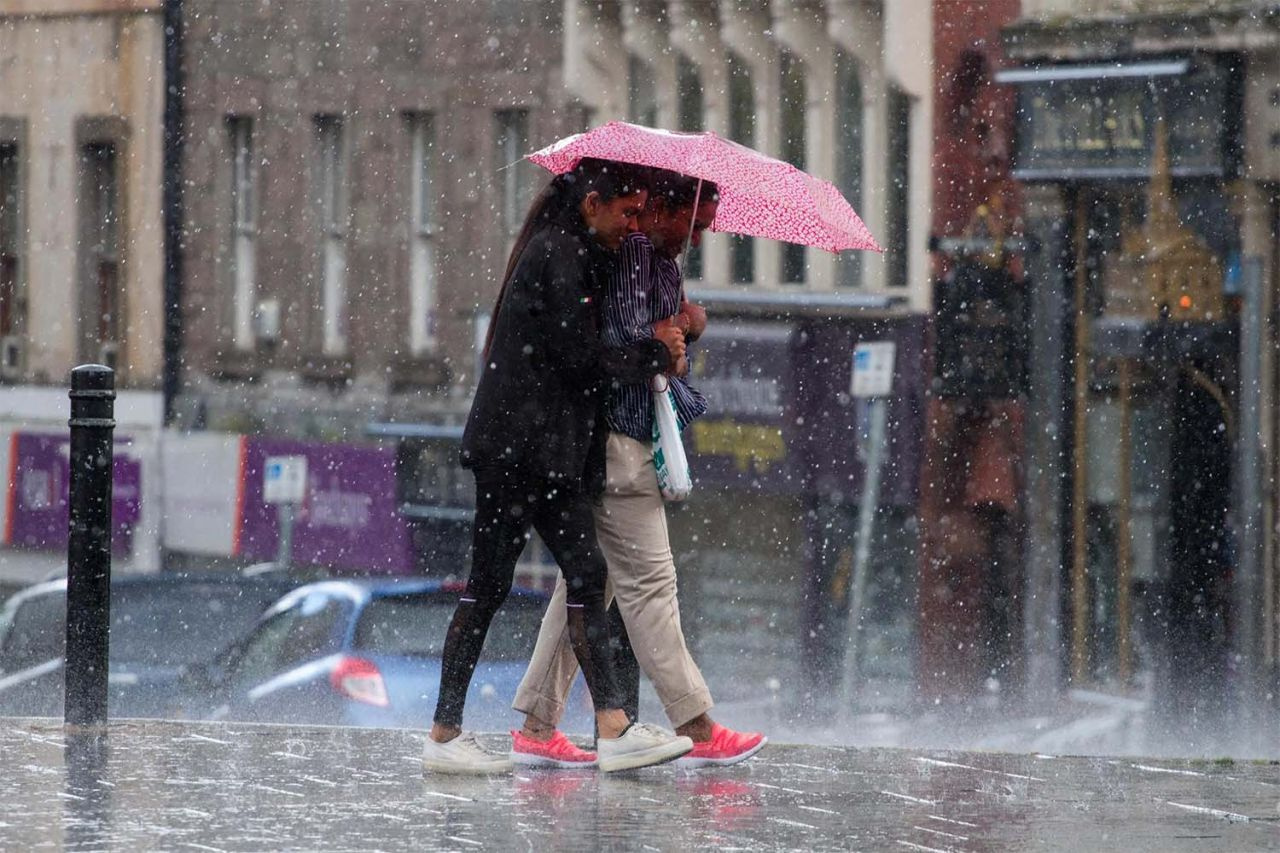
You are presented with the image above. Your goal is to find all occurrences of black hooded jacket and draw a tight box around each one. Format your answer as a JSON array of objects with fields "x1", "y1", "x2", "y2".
[{"x1": 461, "y1": 204, "x2": 672, "y2": 494}]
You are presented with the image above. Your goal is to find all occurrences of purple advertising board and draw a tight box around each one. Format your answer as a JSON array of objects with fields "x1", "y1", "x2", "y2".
[
  {"x1": 683, "y1": 316, "x2": 925, "y2": 505},
  {"x1": 5, "y1": 432, "x2": 142, "y2": 555},
  {"x1": 793, "y1": 316, "x2": 926, "y2": 507},
  {"x1": 237, "y1": 438, "x2": 414, "y2": 574},
  {"x1": 686, "y1": 322, "x2": 804, "y2": 494}
]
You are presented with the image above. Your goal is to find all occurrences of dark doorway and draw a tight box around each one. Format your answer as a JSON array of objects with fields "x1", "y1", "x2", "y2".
[{"x1": 1166, "y1": 365, "x2": 1232, "y2": 736}]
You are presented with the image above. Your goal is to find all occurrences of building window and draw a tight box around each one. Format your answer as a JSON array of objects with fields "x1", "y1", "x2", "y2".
[
  {"x1": 228, "y1": 117, "x2": 256, "y2": 350},
  {"x1": 0, "y1": 142, "x2": 19, "y2": 339},
  {"x1": 495, "y1": 109, "x2": 532, "y2": 236},
  {"x1": 886, "y1": 85, "x2": 913, "y2": 289},
  {"x1": 780, "y1": 50, "x2": 806, "y2": 285},
  {"x1": 628, "y1": 56, "x2": 658, "y2": 126},
  {"x1": 836, "y1": 50, "x2": 864, "y2": 289},
  {"x1": 408, "y1": 112, "x2": 437, "y2": 355},
  {"x1": 677, "y1": 55, "x2": 705, "y2": 280},
  {"x1": 314, "y1": 115, "x2": 347, "y2": 354},
  {"x1": 79, "y1": 142, "x2": 121, "y2": 367},
  {"x1": 727, "y1": 52, "x2": 754, "y2": 285}
]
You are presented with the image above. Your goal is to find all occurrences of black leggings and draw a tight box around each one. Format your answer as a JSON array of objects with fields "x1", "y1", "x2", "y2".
[{"x1": 433, "y1": 468, "x2": 623, "y2": 727}]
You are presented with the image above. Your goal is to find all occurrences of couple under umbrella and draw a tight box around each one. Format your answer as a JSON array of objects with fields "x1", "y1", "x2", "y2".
[{"x1": 423, "y1": 123, "x2": 880, "y2": 774}]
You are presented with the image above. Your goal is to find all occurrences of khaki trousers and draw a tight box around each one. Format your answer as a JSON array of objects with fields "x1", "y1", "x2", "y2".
[{"x1": 512, "y1": 432, "x2": 713, "y2": 728}]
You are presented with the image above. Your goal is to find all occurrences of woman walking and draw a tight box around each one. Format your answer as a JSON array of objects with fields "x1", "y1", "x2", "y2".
[{"x1": 422, "y1": 159, "x2": 692, "y2": 774}]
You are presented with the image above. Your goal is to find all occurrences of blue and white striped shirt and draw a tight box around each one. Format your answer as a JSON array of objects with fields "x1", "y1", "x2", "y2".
[{"x1": 602, "y1": 233, "x2": 708, "y2": 442}]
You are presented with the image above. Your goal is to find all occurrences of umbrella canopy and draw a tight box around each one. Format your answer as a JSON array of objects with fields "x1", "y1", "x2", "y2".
[{"x1": 527, "y1": 121, "x2": 881, "y2": 254}]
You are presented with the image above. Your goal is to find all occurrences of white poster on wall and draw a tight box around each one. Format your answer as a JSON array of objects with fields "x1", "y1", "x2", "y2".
[{"x1": 162, "y1": 432, "x2": 245, "y2": 556}]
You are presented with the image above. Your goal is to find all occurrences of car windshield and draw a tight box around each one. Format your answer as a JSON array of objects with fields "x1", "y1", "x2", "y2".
[
  {"x1": 353, "y1": 592, "x2": 543, "y2": 661},
  {"x1": 110, "y1": 581, "x2": 291, "y2": 667}
]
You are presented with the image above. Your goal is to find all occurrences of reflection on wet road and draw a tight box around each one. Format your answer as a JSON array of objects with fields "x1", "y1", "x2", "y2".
[{"x1": 2, "y1": 719, "x2": 1278, "y2": 850}]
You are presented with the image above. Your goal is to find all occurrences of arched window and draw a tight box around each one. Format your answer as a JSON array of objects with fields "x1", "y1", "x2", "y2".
[
  {"x1": 628, "y1": 56, "x2": 658, "y2": 126},
  {"x1": 727, "y1": 52, "x2": 754, "y2": 285},
  {"x1": 836, "y1": 49, "x2": 864, "y2": 288},
  {"x1": 779, "y1": 50, "x2": 806, "y2": 284},
  {"x1": 677, "y1": 55, "x2": 702, "y2": 132},
  {"x1": 886, "y1": 85, "x2": 913, "y2": 288},
  {"x1": 677, "y1": 55, "x2": 705, "y2": 279}
]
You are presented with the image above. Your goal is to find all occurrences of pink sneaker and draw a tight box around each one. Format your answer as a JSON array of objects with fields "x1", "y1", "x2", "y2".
[
  {"x1": 675, "y1": 724, "x2": 767, "y2": 769},
  {"x1": 510, "y1": 730, "x2": 598, "y2": 769}
]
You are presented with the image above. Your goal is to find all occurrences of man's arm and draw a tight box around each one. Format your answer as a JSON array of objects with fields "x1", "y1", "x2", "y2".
[
  {"x1": 533, "y1": 243, "x2": 681, "y2": 384},
  {"x1": 603, "y1": 237, "x2": 658, "y2": 347}
]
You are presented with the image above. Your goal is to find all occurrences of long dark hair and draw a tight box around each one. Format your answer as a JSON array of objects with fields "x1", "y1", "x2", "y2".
[{"x1": 483, "y1": 158, "x2": 648, "y2": 357}]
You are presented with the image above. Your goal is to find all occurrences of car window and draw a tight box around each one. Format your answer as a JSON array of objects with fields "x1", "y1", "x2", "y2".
[
  {"x1": 276, "y1": 595, "x2": 346, "y2": 671},
  {"x1": 228, "y1": 610, "x2": 299, "y2": 691},
  {"x1": 228, "y1": 594, "x2": 347, "y2": 689},
  {"x1": 0, "y1": 592, "x2": 66, "y2": 673},
  {"x1": 353, "y1": 593, "x2": 542, "y2": 661}
]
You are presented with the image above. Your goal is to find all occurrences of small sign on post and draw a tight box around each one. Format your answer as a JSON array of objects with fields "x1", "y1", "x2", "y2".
[
  {"x1": 843, "y1": 340, "x2": 896, "y2": 722},
  {"x1": 263, "y1": 455, "x2": 307, "y2": 568},
  {"x1": 264, "y1": 455, "x2": 307, "y2": 504},
  {"x1": 851, "y1": 341, "x2": 896, "y2": 398}
]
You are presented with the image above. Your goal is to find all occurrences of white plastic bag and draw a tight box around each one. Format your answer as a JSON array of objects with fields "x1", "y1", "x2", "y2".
[{"x1": 651, "y1": 374, "x2": 692, "y2": 502}]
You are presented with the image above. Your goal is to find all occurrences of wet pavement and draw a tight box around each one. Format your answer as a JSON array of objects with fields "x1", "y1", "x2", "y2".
[{"x1": 3, "y1": 718, "x2": 1280, "y2": 851}]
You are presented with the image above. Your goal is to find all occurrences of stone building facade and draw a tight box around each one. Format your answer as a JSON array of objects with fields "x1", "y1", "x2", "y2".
[
  {"x1": 174, "y1": 0, "x2": 936, "y2": 440},
  {"x1": 0, "y1": 0, "x2": 168, "y2": 584},
  {"x1": 175, "y1": 0, "x2": 577, "y2": 438},
  {"x1": 0, "y1": 0, "x2": 166, "y2": 388}
]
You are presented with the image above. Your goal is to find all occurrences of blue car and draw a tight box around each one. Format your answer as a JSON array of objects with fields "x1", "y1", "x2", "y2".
[{"x1": 200, "y1": 578, "x2": 590, "y2": 732}]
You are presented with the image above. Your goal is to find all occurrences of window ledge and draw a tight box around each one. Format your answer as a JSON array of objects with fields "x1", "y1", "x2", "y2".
[
  {"x1": 300, "y1": 354, "x2": 355, "y2": 384},
  {"x1": 388, "y1": 353, "x2": 450, "y2": 392},
  {"x1": 212, "y1": 348, "x2": 264, "y2": 381}
]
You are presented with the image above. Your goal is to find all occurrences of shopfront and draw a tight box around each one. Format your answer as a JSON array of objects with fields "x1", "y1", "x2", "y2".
[{"x1": 998, "y1": 37, "x2": 1273, "y2": 738}]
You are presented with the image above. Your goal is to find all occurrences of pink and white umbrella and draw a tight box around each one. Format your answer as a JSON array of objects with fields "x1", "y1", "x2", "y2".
[{"x1": 527, "y1": 121, "x2": 881, "y2": 254}]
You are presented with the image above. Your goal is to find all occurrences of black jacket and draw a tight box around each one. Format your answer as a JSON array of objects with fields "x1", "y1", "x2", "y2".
[{"x1": 461, "y1": 206, "x2": 671, "y2": 494}]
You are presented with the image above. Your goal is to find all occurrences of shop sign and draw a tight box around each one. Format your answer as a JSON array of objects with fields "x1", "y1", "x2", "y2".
[
  {"x1": 687, "y1": 323, "x2": 799, "y2": 493},
  {"x1": 1003, "y1": 59, "x2": 1231, "y2": 179}
]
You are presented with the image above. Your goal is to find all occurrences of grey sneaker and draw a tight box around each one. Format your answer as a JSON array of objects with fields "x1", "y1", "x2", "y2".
[
  {"x1": 422, "y1": 732, "x2": 513, "y2": 775},
  {"x1": 596, "y1": 722, "x2": 693, "y2": 773}
]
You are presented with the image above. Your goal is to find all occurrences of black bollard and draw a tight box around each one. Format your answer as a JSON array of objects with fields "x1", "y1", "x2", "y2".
[{"x1": 65, "y1": 365, "x2": 116, "y2": 730}]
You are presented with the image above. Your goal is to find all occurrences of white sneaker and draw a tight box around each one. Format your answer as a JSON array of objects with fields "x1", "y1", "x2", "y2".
[
  {"x1": 422, "y1": 732, "x2": 513, "y2": 775},
  {"x1": 596, "y1": 722, "x2": 693, "y2": 773}
]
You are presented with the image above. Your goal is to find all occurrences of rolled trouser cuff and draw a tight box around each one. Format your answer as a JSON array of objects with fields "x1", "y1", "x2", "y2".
[
  {"x1": 512, "y1": 685, "x2": 568, "y2": 728},
  {"x1": 665, "y1": 688, "x2": 714, "y2": 729}
]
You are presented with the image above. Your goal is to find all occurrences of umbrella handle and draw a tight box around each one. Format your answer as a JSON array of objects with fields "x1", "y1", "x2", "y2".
[{"x1": 678, "y1": 178, "x2": 704, "y2": 302}]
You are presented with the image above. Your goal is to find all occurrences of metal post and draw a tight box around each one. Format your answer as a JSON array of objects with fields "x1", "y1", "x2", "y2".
[
  {"x1": 276, "y1": 503, "x2": 295, "y2": 569},
  {"x1": 161, "y1": 0, "x2": 185, "y2": 426},
  {"x1": 841, "y1": 396, "x2": 888, "y2": 714},
  {"x1": 65, "y1": 365, "x2": 116, "y2": 730},
  {"x1": 1235, "y1": 256, "x2": 1266, "y2": 740},
  {"x1": 1070, "y1": 192, "x2": 1091, "y2": 685},
  {"x1": 1148, "y1": 328, "x2": 1177, "y2": 743},
  {"x1": 1116, "y1": 359, "x2": 1134, "y2": 683}
]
